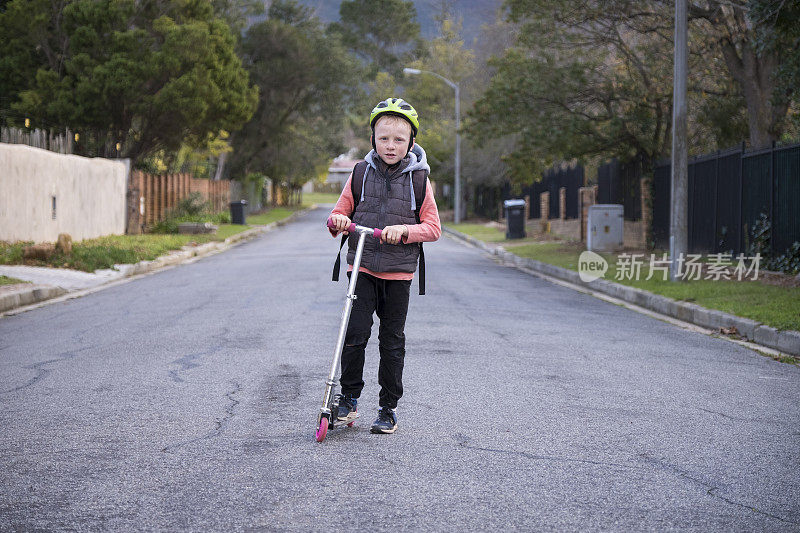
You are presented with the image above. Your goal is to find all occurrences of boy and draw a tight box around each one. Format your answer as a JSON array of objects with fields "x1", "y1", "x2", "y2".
[{"x1": 328, "y1": 98, "x2": 441, "y2": 434}]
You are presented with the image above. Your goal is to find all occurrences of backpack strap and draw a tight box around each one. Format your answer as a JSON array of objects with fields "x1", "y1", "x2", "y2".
[
  {"x1": 350, "y1": 160, "x2": 369, "y2": 212},
  {"x1": 331, "y1": 234, "x2": 348, "y2": 282},
  {"x1": 332, "y1": 161, "x2": 369, "y2": 282},
  {"x1": 411, "y1": 169, "x2": 428, "y2": 295}
]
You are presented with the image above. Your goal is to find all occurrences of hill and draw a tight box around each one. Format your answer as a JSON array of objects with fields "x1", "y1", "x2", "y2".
[{"x1": 295, "y1": 0, "x2": 505, "y2": 48}]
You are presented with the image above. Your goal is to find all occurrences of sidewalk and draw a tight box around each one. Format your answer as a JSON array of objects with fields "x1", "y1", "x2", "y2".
[
  {"x1": 0, "y1": 208, "x2": 312, "y2": 315},
  {"x1": 443, "y1": 225, "x2": 800, "y2": 359}
]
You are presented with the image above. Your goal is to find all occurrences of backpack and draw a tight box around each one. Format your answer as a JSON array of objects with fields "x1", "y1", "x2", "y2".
[{"x1": 332, "y1": 160, "x2": 429, "y2": 295}]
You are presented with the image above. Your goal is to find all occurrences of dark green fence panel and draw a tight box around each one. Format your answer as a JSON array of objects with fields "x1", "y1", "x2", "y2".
[
  {"x1": 597, "y1": 157, "x2": 643, "y2": 221},
  {"x1": 688, "y1": 157, "x2": 717, "y2": 254},
  {"x1": 652, "y1": 163, "x2": 671, "y2": 250},
  {"x1": 774, "y1": 145, "x2": 800, "y2": 253},
  {"x1": 741, "y1": 150, "x2": 773, "y2": 252},
  {"x1": 715, "y1": 150, "x2": 742, "y2": 254}
]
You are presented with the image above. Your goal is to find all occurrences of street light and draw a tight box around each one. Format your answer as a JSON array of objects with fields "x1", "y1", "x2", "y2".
[{"x1": 403, "y1": 67, "x2": 462, "y2": 224}]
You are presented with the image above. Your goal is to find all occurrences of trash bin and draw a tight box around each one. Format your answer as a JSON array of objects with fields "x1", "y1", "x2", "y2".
[
  {"x1": 229, "y1": 200, "x2": 247, "y2": 225},
  {"x1": 503, "y1": 199, "x2": 526, "y2": 239}
]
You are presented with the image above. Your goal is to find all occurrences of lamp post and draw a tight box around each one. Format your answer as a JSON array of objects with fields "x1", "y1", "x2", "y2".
[{"x1": 403, "y1": 67, "x2": 462, "y2": 223}]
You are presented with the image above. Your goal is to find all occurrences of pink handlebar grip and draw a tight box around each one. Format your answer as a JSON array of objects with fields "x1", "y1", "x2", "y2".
[
  {"x1": 327, "y1": 218, "x2": 382, "y2": 240},
  {"x1": 326, "y1": 218, "x2": 350, "y2": 232}
]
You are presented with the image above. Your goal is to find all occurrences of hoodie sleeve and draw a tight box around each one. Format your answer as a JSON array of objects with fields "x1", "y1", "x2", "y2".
[
  {"x1": 404, "y1": 180, "x2": 441, "y2": 243},
  {"x1": 328, "y1": 174, "x2": 354, "y2": 237}
]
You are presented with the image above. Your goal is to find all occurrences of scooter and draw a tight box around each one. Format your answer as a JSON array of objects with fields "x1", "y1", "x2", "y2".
[{"x1": 316, "y1": 219, "x2": 383, "y2": 442}]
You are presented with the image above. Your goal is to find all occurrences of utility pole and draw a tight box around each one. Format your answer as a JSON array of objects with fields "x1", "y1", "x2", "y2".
[
  {"x1": 670, "y1": 0, "x2": 688, "y2": 281},
  {"x1": 454, "y1": 83, "x2": 461, "y2": 224}
]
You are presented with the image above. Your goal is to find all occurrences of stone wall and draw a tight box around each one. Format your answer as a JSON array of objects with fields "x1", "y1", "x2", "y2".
[
  {"x1": 624, "y1": 221, "x2": 646, "y2": 249},
  {"x1": 579, "y1": 186, "x2": 597, "y2": 242},
  {"x1": 548, "y1": 219, "x2": 581, "y2": 241},
  {"x1": 540, "y1": 192, "x2": 550, "y2": 221}
]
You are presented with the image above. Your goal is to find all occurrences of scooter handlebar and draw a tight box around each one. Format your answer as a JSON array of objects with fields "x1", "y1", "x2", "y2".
[{"x1": 327, "y1": 218, "x2": 382, "y2": 239}]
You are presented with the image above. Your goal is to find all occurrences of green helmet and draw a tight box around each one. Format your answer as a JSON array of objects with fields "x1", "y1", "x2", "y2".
[{"x1": 370, "y1": 98, "x2": 419, "y2": 137}]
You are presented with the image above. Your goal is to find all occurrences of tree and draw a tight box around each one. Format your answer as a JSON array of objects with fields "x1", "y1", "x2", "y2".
[
  {"x1": 402, "y1": 18, "x2": 476, "y2": 186},
  {"x1": 750, "y1": 0, "x2": 800, "y2": 138},
  {"x1": 0, "y1": 0, "x2": 67, "y2": 120},
  {"x1": 210, "y1": 0, "x2": 263, "y2": 34},
  {"x1": 468, "y1": 0, "x2": 754, "y2": 184},
  {"x1": 456, "y1": 9, "x2": 521, "y2": 189},
  {"x1": 229, "y1": 0, "x2": 357, "y2": 202},
  {"x1": 1, "y1": 0, "x2": 258, "y2": 166},
  {"x1": 328, "y1": 0, "x2": 424, "y2": 77},
  {"x1": 469, "y1": 1, "x2": 677, "y2": 182},
  {"x1": 685, "y1": 0, "x2": 790, "y2": 147}
]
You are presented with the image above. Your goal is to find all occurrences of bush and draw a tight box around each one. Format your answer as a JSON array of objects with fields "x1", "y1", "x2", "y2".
[
  {"x1": 769, "y1": 242, "x2": 800, "y2": 275},
  {"x1": 149, "y1": 192, "x2": 231, "y2": 234},
  {"x1": 150, "y1": 218, "x2": 180, "y2": 234},
  {"x1": 211, "y1": 211, "x2": 231, "y2": 224},
  {"x1": 176, "y1": 192, "x2": 209, "y2": 216},
  {"x1": 746, "y1": 213, "x2": 800, "y2": 275},
  {"x1": 0, "y1": 241, "x2": 26, "y2": 264}
]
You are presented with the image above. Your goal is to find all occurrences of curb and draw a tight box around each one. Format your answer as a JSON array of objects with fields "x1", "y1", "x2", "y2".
[
  {"x1": 0, "y1": 206, "x2": 314, "y2": 315},
  {"x1": 0, "y1": 285, "x2": 68, "y2": 313},
  {"x1": 443, "y1": 226, "x2": 800, "y2": 357}
]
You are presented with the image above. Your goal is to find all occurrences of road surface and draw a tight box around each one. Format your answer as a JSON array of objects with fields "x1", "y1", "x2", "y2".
[{"x1": 1, "y1": 207, "x2": 798, "y2": 530}]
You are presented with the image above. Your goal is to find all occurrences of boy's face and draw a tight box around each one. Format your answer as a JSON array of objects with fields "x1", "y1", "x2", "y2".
[{"x1": 372, "y1": 117, "x2": 413, "y2": 166}]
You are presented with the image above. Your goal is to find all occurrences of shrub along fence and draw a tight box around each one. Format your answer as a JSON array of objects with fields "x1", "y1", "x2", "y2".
[
  {"x1": 126, "y1": 172, "x2": 230, "y2": 234},
  {"x1": 651, "y1": 141, "x2": 800, "y2": 256}
]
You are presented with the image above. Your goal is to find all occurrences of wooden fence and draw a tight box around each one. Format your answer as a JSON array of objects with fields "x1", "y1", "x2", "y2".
[
  {"x1": 1, "y1": 126, "x2": 73, "y2": 154},
  {"x1": 126, "y1": 172, "x2": 230, "y2": 234}
]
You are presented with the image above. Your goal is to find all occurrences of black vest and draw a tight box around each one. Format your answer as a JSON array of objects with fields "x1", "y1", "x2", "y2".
[{"x1": 347, "y1": 164, "x2": 421, "y2": 273}]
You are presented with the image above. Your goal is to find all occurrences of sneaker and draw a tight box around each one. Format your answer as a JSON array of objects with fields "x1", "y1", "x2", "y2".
[
  {"x1": 370, "y1": 407, "x2": 398, "y2": 434},
  {"x1": 336, "y1": 395, "x2": 358, "y2": 421}
]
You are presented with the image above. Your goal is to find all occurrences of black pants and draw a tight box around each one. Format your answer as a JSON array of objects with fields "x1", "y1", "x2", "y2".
[{"x1": 340, "y1": 272, "x2": 411, "y2": 409}]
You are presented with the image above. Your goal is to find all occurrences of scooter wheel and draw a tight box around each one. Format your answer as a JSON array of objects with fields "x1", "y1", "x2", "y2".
[{"x1": 315, "y1": 417, "x2": 329, "y2": 442}]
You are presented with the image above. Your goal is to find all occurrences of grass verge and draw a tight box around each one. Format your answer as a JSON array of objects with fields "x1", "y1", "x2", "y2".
[
  {"x1": 246, "y1": 208, "x2": 298, "y2": 226},
  {"x1": 449, "y1": 223, "x2": 800, "y2": 332},
  {"x1": 0, "y1": 206, "x2": 303, "y2": 274},
  {"x1": 0, "y1": 275, "x2": 27, "y2": 285},
  {"x1": 302, "y1": 192, "x2": 341, "y2": 206},
  {"x1": 448, "y1": 223, "x2": 508, "y2": 243}
]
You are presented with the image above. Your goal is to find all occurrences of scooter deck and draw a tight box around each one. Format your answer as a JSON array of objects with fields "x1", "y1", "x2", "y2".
[{"x1": 328, "y1": 411, "x2": 360, "y2": 429}]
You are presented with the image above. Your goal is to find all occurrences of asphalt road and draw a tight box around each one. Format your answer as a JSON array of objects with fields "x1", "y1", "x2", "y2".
[{"x1": 1, "y1": 206, "x2": 799, "y2": 531}]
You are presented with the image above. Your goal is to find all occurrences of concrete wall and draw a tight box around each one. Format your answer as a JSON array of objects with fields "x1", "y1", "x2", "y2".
[{"x1": 0, "y1": 143, "x2": 127, "y2": 243}]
